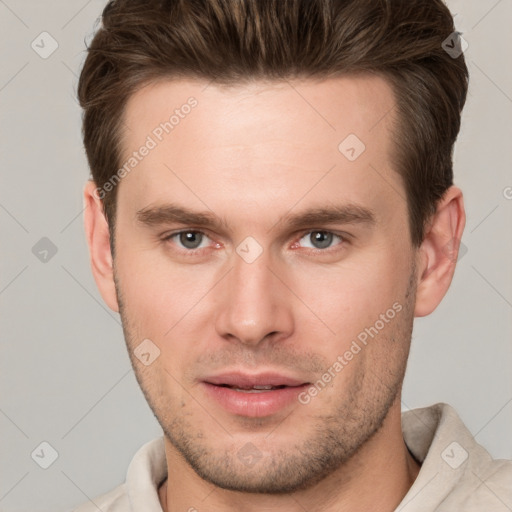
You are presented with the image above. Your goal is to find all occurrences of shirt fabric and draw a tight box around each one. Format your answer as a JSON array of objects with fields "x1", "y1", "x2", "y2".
[{"x1": 73, "y1": 403, "x2": 512, "y2": 511}]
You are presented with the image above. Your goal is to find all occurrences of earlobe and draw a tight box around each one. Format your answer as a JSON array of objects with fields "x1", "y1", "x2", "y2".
[
  {"x1": 83, "y1": 180, "x2": 119, "y2": 312},
  {"x1": 414, "y1": 186, "x2": 466, "y2": 317}
]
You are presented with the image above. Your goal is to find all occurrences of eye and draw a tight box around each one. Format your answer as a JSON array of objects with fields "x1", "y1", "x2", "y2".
[
  {"x1": 297, "y1": 230, "x2": 344, "y2": 250},
  {"x1": 165, "y1": 230, "x2": 212, "y2": 250}
]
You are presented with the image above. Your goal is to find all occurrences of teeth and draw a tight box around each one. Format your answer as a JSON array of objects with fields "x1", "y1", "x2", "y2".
[
  {"x1": 216, "y1": 384, "x2": 290, "y2": 392},
  {"x1": 230, "y1": 385, "x2": 278, "y2": 392},
  {"x1": 233, "y1": 387, "x2": 274, "y2": 393}
]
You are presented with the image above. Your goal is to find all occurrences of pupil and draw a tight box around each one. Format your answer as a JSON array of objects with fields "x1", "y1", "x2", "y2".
[
  {"x1": 311, "y1": 231, "x2": 332, "y2": 249},
  {"x1": 180, "y1": 231, "x2": 202, "y2": 249}
]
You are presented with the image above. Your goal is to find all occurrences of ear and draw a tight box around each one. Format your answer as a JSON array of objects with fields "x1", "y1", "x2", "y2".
[
  {"x1": 414, "y1": 186, "x2": 466, "y2": 317},
  {"x1": 83, "y1": 180, "x2": 119, "y2": 312}
]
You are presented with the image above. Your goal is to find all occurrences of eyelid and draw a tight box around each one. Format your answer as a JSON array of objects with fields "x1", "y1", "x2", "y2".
[
  {"x1": 161, "y1": 228, "x2": 349, "y2": 253},
  {"x1": 296, "y1": 228, "x2": 350, "y2": 240},
  {"x1": 161, "y1": 229, "x2": 219, "y2": 253},
  {"x1": 162, "y1": 228, "x2": 211, "y2": 241},
  {"x1": 292, "y1": 229, "x2": 348, "y2": 251}
]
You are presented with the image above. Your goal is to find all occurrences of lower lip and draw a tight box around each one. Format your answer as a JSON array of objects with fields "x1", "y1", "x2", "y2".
[{"x1": 201, "y1": 382, "x2": 309, "y2": 417}]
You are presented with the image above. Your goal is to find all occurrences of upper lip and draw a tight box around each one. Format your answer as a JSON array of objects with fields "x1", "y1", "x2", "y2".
[{"x1": 203, "y1": 372, "x2": 309, "y2": 388}]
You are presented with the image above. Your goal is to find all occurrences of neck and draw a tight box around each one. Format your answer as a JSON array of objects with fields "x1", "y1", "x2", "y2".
[{"x1": 159, "y1": 401, "x2": 421, "y2": 512}]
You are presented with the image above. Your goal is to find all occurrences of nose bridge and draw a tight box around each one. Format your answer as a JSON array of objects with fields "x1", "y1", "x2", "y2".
[{"x1": 214, "y1": 245, "x2": 294, "y2": 345}]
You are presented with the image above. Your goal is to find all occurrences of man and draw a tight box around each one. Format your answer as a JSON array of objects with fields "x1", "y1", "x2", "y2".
[{"x1": 75, "y1": 0, "x2": 511, "y2": 510}]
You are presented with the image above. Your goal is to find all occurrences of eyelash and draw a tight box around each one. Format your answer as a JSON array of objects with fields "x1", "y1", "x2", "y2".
[
  {"x1": 161, "y1": 229, "x2": 348, "y2": 256},
  {"x1": 290, "y1": 230, "x2": 347, "y2": 254},
  {"x1": 161, "y1": 230, "x2": 218, "y2": 257}
]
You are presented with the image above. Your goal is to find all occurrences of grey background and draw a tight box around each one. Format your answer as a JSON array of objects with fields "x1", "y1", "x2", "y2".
[{"x1": 1, "y1": 1, "x2": 511, "y2": 511}]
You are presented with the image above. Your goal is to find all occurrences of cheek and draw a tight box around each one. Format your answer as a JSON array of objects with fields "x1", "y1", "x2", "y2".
[
  {"x1": 291, "y1": 254, "x2": 405, "y2": 339},
  {"x1": 114, "y1": 251, "x2": 220, "y2": 374},
  {"x1": 115, "y1": 246, "x2": 207, "y2": 325}
]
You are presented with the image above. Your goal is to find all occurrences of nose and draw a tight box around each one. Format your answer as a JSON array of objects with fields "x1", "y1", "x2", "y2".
[{"x1": 214, "y1": 248, "x2": 295, "y2": 347}]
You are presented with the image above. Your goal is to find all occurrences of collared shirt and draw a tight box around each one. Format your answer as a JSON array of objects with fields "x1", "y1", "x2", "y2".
[{"x1": 73, "y1": 403, "x2": 512, "y2": 511}]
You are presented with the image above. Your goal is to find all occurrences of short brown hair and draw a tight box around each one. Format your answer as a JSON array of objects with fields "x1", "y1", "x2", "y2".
[{"x1": 78, "y1": 0, "x2": 468, "y2": 247}]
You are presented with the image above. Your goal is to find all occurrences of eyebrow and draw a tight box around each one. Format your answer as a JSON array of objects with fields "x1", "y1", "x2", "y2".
[
  {"x1": 136, "y1": 203, "x2": 376, "y2": 232},
  {"x1": 137, "y1": 205, "x2": 228, "y2": 229},
  {"x1": 277, "y1": 204, "x2": 376, "y2": 231}
]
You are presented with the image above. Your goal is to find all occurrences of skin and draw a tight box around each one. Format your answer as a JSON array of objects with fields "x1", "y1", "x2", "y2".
[{"x1": 84, "y1": 75, "x2": 465, "y2": 512}]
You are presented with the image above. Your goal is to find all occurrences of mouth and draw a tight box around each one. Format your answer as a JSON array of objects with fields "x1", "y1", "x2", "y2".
[
  {"x1": 213, "y1": 384, "x2": 291, "y2": 393},
  {"x1": 201, "y1": 372, "x2": 311, "y2": 417},
  {"x1": 208, "y1": 383, "x2": 307, "y2": 393},
  {"x1": 204, "y1": 371, "x2": 309, "y2": 388}
]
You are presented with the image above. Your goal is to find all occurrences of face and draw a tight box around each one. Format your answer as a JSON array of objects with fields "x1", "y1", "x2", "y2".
[{"x1": 111, "y1": 76, "x2": 418, "y2": 493}]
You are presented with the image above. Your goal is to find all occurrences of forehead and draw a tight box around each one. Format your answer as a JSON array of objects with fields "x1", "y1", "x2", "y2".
[
  {"x1": 122, "y1": 74, "x2": 396, "y2": 152},
  {"x1": 117, "y1": 75, "x2": 403, "y2": 228}
]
